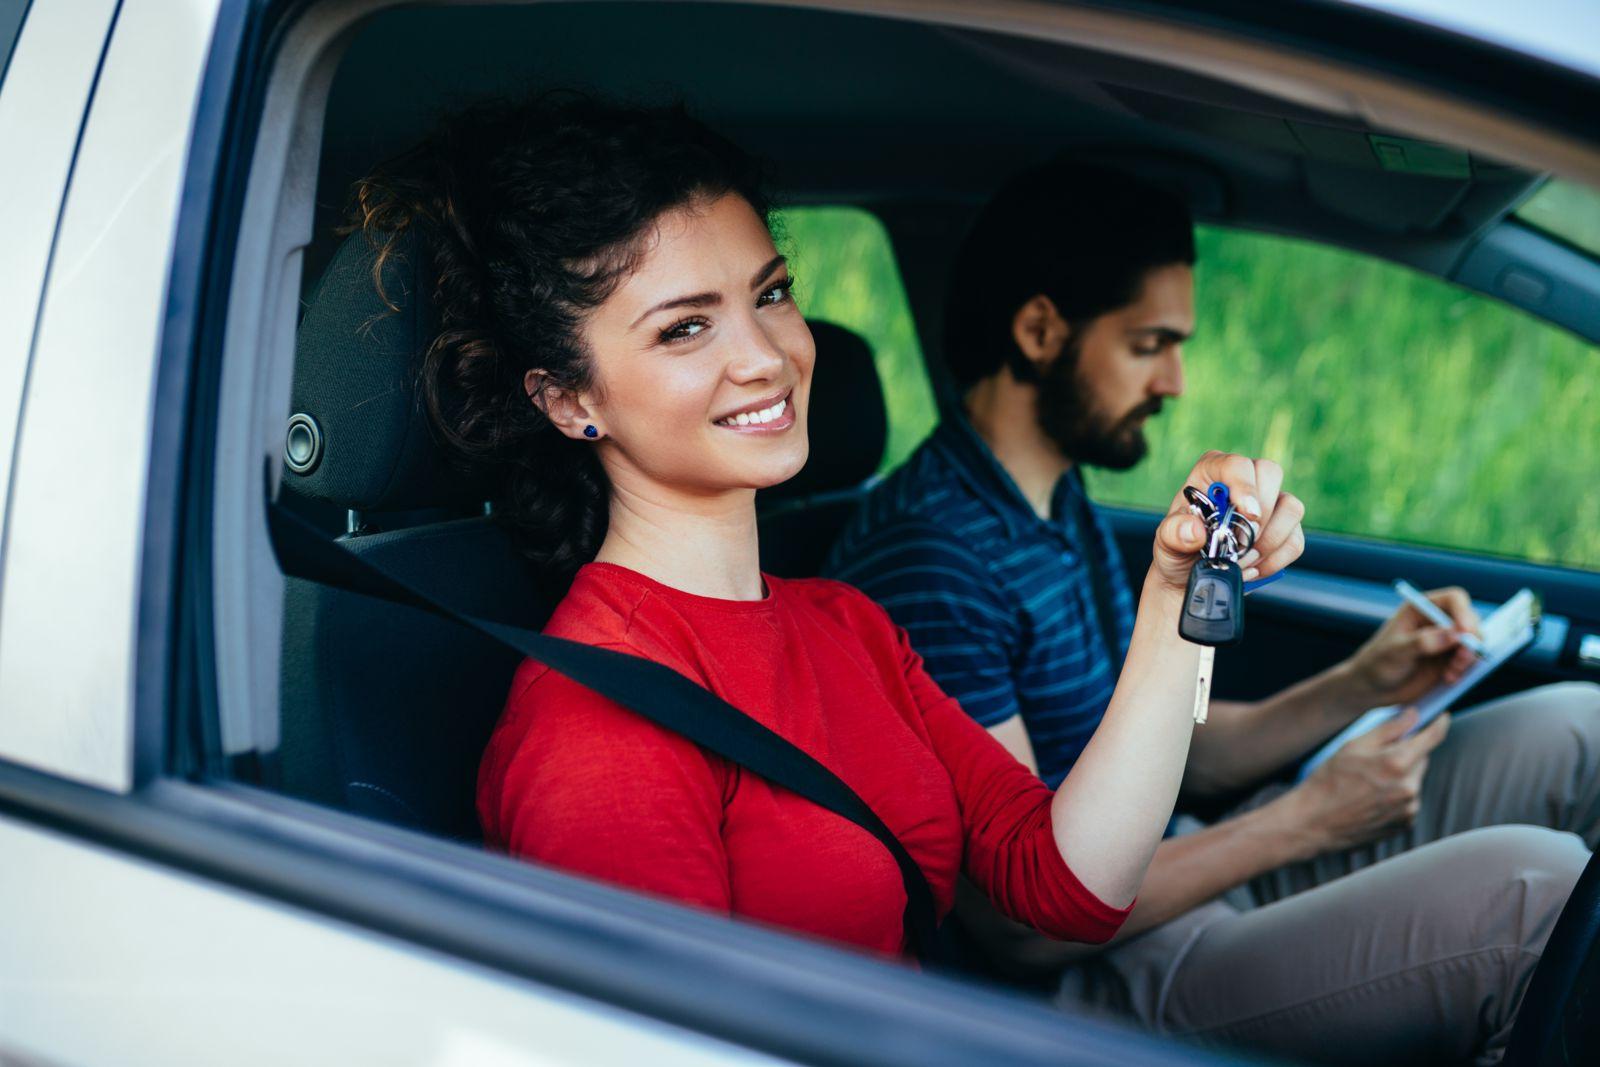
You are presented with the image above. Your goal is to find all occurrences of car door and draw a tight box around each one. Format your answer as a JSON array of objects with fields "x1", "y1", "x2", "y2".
[{"x1": 5, "y1": 2, "x2": 1599, "y2": 1066}]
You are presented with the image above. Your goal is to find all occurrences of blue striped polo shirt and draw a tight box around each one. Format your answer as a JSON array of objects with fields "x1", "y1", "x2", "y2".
[{"x1": 823, "y1": 415, "x2": 1136, "y2": 788}]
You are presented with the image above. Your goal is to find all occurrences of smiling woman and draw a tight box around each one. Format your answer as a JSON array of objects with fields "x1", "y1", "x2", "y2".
[
  {"x1": 343, "y1": 92, "x2": 785, "y2": 589},
  {"x1": 336, "y1": 89, "x2": 1304, "y2": 962}
]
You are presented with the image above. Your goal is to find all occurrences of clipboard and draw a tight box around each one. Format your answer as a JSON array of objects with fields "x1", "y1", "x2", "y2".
[{"x1": 1297, "y1": 588, "x2": 1539, "y2": 781}]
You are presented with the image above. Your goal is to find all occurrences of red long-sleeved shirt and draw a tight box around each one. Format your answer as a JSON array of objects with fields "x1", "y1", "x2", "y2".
[{"x1": 478, "y1": 562, "x2": 1131, "y2": 956}]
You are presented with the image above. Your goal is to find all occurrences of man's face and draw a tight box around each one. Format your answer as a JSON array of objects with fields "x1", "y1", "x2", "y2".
[{"x1": 1037, "y1": 263, "x2": 1193, "y2": 469}]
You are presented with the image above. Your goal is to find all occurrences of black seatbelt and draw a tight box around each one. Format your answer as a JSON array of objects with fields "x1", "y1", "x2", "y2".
[{"x1": 264, "y1": 482, "x2": 942, "y2": 959}]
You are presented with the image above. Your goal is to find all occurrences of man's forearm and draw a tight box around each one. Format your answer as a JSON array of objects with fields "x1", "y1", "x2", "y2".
[
  {"x1": 957, "y1": 795, "x2": 1320, "y2": 976},
  {"x1": 1114, "y1": 795, "x2": 1318, "y2": 937},
  {"x1": 1184, "y1": 661, "x2": 1372, "y2": 796}
]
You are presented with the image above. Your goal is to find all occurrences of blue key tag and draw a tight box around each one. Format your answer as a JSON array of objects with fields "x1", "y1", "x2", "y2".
[{"x1": 1207, "y1": 481, "x2": 1231, "y2": 517}]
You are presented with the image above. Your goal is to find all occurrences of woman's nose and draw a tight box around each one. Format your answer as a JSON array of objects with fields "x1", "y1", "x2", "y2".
[{"x1": 726, "y1": 316, "x2": 789, "y2": 383}]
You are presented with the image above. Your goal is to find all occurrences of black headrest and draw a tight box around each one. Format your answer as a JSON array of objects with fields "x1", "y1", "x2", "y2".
[
  {"x1": 289, "y1": 231, "x2": 885, "y2": 511},
  {"x1": 287, "y1": 230, "x2": 491, "y2": 512},
  {"x1": 764, "y1": 320, "x2": 886, "y2": 501}
]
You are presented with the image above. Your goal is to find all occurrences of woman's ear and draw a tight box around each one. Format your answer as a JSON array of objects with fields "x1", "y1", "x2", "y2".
[
  {"x1": 1009, "y1": 294, "x2": 1071, "y2": 377},
  {"x1": 525, "y1": 368, "x2": 601, "y2": 441}
]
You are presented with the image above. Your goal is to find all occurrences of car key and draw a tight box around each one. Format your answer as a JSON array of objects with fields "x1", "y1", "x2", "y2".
[
  {"x1": 1180, "y1": 484, "x2": 1250, "y2": 724},
  {"x1": 1180, "y1": 557, "x2": 1244, "y2": 724}
]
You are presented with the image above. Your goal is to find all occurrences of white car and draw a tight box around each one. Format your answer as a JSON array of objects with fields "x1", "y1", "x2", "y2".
[{"x1": 2, "y1": 1, "x2": 1599, "y2": 1064}]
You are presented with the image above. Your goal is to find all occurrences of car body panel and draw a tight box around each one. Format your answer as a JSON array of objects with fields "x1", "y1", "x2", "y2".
[
  {"x1": 0, "y1": 0, "x2": 218, "y2": 791},
  {"x1": 0, "y1": 0, "x2": 117, "y2": 593},
  {"x1": 0, "y1": 813, "x2": 781, "y2": 1066}
]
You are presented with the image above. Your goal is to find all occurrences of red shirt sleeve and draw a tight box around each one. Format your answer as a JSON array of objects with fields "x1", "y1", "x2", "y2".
[
  {"x1": 852, "y1": 593, "x2": 1132, "y2": 943},
  {"x1": 478, "y1": 652, "x2": 734, "y2": 915}
]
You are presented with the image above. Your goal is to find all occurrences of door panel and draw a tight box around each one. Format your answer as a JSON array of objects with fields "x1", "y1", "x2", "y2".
[
  {"x1": 1105, "y1": 505, "x2": 1600, "y2": 707},
  {"x1": 0, "y1": 811, "x2": 776, "y2": 1067}
]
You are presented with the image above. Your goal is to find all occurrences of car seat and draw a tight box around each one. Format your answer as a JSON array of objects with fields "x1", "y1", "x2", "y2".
[{"x1": 755, "y1": 322, "x2": 887, "y2": 578}]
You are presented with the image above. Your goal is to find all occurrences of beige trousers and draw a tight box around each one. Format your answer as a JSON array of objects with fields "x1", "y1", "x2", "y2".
[{"x1": 1060, "y1": 682, "x2": 1600, "y2": 1066}]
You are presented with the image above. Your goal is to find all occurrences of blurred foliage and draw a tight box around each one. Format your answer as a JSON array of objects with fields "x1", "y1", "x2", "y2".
[
  {"x1": 775, "y1": 207, "x2": 938, "y2": 472},
  {"x1": 780, "y1": 206, "x2": 1600, "y2": 571},
  {"x1": 1087, "y1": 227, "x2": 1600, "y2": 570}
]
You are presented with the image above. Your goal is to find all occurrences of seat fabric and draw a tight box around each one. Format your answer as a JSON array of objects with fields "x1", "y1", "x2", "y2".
[{"x1": 756, "y1": 320, "x2": 889, "y2": 578}]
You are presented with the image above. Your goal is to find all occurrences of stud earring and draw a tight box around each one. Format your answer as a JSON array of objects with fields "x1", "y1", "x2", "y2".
[{"x1": 583, "y1": 425, "x2": 599, "y2": 439}]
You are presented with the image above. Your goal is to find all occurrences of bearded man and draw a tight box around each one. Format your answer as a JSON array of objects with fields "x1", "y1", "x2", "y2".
[{"x1": 823, "y1": 162, "x2": 1600, "y2": 1065}]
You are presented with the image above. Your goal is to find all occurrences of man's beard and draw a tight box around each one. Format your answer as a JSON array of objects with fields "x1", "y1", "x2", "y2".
[{"x1": 1035, "y1": 340, "x2": 1163, "y2": 471}]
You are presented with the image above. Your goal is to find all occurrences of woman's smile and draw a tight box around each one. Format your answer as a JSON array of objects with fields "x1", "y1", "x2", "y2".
[{"x1": 712, "y1": 388, "x2": 795, "y2": 433}]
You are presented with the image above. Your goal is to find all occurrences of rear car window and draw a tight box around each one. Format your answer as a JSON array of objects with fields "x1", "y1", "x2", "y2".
[
  {"x1": 1515, "y1": 178, "x2": 1600, "y2": 260},
  {"x1": 778, "y1": 205, "x2": 938, "y2": 472},
  {"x1": 1088, "y1": 224, "x2": 1600, "y2": 569}
]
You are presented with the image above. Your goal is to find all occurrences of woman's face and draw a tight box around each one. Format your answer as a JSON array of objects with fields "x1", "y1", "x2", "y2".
[{"x1": 553, "y1": 193, "x2": 814, "y2": 502}]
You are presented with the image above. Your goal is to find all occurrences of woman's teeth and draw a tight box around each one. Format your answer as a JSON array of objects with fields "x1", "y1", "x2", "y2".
[{"x1": 716, "y1": 397, "x2": 787, "y2": 427}]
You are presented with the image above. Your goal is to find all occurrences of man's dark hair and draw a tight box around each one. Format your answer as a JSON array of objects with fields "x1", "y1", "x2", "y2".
[{"x1": 942, "y1": 162, "x2": 1196, "y2": 391}]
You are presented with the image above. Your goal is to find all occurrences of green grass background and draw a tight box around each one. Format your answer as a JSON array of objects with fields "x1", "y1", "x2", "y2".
[{"x1": 778, "y1": 207, "x2": 1600, "y2": 571}]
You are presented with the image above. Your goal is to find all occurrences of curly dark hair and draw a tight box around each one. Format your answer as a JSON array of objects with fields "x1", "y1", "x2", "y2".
[{"x1": 339, "y1": 91, "x2": 772, "y2": 585}]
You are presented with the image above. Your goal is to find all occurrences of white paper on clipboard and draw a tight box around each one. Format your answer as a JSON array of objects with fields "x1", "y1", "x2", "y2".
[{"x1": 1297, "y1": 589, "x2": 1538, "y2": 781}]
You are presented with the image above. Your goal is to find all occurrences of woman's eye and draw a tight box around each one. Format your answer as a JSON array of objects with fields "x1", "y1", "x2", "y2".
[
  {"x1": 757, "y1": 278, "x2": 796, "y2": 308},
  {"x1": 660, "y1": 318, "x2": 709, "y2": 344}
]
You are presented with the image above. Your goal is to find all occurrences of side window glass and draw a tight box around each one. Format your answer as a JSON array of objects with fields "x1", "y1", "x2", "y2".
[
  {"x1": 1088, "y1": 225, "x2": 1600, "y2": 569},
  {"x1": 0, "y1": 0, "x2": 29, "y2": 89},
  {"x1": 776, "y1": 206, "x2": 938, "y2": 472},
  {"x1": 1516, "y1": 178, "x2": 1600, "y2": 260}
]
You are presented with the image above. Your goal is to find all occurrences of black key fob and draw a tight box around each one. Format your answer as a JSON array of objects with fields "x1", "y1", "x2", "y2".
[{"x1": 1179, "y1": 558, "x2": 1244, "y2": 646}]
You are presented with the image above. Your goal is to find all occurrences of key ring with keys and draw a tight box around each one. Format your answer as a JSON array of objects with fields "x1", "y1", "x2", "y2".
[
  {"x1": 1183, "y1": 483, "x2": 1258, "y2": 564},
  {"x1": 1179, "y1": 482, "x2": 1259, "y2": 726}
]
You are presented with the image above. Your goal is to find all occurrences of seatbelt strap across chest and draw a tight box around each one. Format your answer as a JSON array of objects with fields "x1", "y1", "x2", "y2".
[{"x1": 264, "y1": 478, "x2": 943, "y2": 960}]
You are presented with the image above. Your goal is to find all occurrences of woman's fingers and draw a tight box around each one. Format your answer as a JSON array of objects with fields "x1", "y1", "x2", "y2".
[
  {"x1": 1155, "y1": 508, "x2": 1211, "y2": 560},
  {"x1": 1177, "y1": 452, "x2": 1280, "y2": 521},
  {"x1": 1157, "y1": 451, "x2": 1301, "y2": 591},
  {"x1": 1243, "y1": 523, "x2": 1305, "y2": 581},
  {"x1": 1242, "y1": 491, "x2": 1303, "y2": 571},
  {"x1": 1176, "y1": 453, "x2": 1295, "y2": 565},
  {"x1": 1252, "y1": 458, "x2": 1284, "y2": 517}
]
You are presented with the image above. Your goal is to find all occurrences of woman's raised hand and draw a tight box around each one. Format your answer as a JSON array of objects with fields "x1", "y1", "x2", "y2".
[{"x1": 1149, "y1": 451, "x2": 1305, "y2": 595}]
